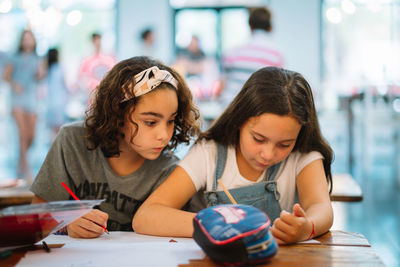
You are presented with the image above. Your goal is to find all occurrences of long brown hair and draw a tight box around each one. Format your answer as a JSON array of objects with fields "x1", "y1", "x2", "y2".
[
  {"x1": 85, "y1": 56, "x2": 200, "y2": 157},
  {"x1": 17, "y1": 30, "x2": 37, "y2": 54},
  {"x1": 201, "y1": 67, "x2": 333, "y2": 190}
]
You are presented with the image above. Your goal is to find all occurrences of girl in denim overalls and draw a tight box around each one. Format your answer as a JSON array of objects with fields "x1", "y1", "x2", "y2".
[{"x1": 134, "y1": 67, "x2": 334, "y2": 245}]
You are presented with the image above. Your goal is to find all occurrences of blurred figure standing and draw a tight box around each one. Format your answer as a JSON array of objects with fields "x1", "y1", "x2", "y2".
[
  {"x1": 78, "y1": 32, "x2": 116, "y2": 104},
  {"x1": 3, "y1": 29, "x2": 45, "y2": 183},
  {"x1": 174, "y1": 35, "x2": 221, "y2": 100},
  {"x1": 175, "y1": 35, "x2": 206, "y2": 78},
  {"x1": 219, "y1": 7, "x2": 284, "y2": 107},
  {"x1": 46, "y1": 48, "x2": 69, "y2": 138},
  {"x1": 139, "y1": 27, "x2": 156, "y2": 57}
]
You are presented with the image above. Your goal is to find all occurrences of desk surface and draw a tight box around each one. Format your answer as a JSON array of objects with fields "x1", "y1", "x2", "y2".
[
  {"x1": 182, "y1": 231, "x2": 383, "y2": 267},
  {"x1": 1, "y1": 230, "x2": 383, "y2": 267}
]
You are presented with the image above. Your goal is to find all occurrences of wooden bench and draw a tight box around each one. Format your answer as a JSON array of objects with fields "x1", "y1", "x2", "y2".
[{"x1": 330, "y1": 173, "x2": 363, "y2": 202}]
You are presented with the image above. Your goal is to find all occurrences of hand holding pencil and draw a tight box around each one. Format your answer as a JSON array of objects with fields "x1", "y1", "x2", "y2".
[
  {"x1": 66, "y1": 209, "x2": 109, "y2": 238},
  {"x1": 61, "y1": 182, "x2": 109, "y2": 238}
]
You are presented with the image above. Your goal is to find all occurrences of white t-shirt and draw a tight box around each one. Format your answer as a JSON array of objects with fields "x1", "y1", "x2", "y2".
[{"x1": 179, "y1": 139, "x2": 323, "y2": 212}]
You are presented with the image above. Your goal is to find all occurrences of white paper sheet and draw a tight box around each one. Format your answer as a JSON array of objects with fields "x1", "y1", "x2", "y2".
[
  {"x1": 297, "y1": 239, "x2": 321, "y2": 244},
  {"x1": 17, "y1": 232, "x2": 205, "y2": 267}
]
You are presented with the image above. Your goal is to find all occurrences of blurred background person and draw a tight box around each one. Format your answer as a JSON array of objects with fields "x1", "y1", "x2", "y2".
[
  {"x1": 174, "y1": 35, "x2": 220, "y2": 101},
  {"x1": 139, "y1": 27, "x2": 156, "y2": 57},
  {"x1": 3, "y1": 29, "x2": 45, "y2": 183},
  {"x1": 46, "y1": 48, "x2": 69, "y2": 139},
  {"x1": 219, "y1": 7, "x2": 284, "y2": 108},
  {"x1": 175, "y1": 35, "x2": 206, "y2": 78},
  {"x1": 77, "y1": 32, "x2": 116, "y2": 105}
]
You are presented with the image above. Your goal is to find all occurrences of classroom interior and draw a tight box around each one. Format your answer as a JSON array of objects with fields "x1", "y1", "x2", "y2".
[{"x1": 0, "y1": 0, "x2": 399, "y2": 266}]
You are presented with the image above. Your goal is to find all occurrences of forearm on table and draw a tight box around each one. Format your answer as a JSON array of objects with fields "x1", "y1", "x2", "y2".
[
  {"x1": 305, "y1": 202, "x2": 333, "y2": 237},
  {"x1": 133, "y1": 203, "x2": 195, "y2": 237}
]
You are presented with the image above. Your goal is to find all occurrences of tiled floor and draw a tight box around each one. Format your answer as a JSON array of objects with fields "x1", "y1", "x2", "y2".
[{"x1": 0, "y1": 87, "x2": 399, "y2": 266}]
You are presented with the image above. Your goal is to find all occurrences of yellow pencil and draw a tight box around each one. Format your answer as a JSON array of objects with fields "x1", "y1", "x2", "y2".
[{"x1": 218, "y1": 180, "x2": 238, "y2": 205}]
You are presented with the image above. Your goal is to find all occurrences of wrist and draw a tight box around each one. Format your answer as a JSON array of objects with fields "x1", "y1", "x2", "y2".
[{"x1": 306, "y1": 219, "x2": 315, "y2": 240}]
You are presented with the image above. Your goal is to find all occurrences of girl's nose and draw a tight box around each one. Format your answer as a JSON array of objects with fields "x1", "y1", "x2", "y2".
[
  {"x1": 157, "y1": 123, "x2": 170, "y2": 141},
  {"x1": 260, "y1": 144, "x2": 275, "y2": 161}
]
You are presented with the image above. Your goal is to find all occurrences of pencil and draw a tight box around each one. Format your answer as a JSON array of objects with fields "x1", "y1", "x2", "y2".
[
  {"x1": 42, "y1": 241, "x2": 51, "y2": 253},
  {"x1": 61, "y1": 182, "x2": 109, "y2": 234},
  {"x1": 218, "y1": 180, "x2": 238, "y2": 205}
]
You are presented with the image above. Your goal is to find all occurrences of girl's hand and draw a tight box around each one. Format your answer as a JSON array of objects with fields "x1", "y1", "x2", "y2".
[
  {"x1": 270, "y1": 203, "x2": 313, "y2": 245},
  {"x1": 67, "y1": 209, "x2": 109, "y2": 238}
]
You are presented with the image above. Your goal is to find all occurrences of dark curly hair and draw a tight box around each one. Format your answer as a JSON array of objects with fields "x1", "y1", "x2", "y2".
[
  {"x1": 85, "y1": 56, "x2": 200, "y2": 157},
  {"x1": 200, "y1": 67, "x2": 333, "y2": 191}
]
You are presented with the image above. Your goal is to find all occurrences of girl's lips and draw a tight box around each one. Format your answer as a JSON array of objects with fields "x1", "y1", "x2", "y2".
[{"x1": 256, "y1": 161, "x2": 270, "y2": 168}]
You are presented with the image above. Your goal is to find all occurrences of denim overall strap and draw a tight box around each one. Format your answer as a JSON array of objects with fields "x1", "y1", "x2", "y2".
[
  {"x1": 207, "y1": 143, "x2": 227, "y2": 207},
  {"x1": 261, "y1": 162, "x2": 282, "y2": 221},
  {"x1": 264, "y1": 163, "x2": 281, "y2": 201},
  {"x1": 204, "y1": 143, "x2": 283, "y2": 222},
  {"x1": 213, "y1": 143, "x2": 228, "y2": 190}
]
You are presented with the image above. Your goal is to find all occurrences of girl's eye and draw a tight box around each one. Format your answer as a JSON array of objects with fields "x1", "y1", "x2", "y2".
[
  {"x1": 253, "y1": 136, "x2": 264, "y2": 143},
  {"x1": 279, "y1": 143, "x2": 291, "y2": 148},
  {"x1": 144, "y1": 121, "x2": 156, "y2": 126},
  {"x1": 168, "y1": 119, "x2": 175, "y2": 125}
]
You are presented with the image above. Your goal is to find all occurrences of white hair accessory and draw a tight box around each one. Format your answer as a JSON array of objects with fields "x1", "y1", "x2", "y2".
[{"x1": 121, "y1": 66, "x2": 178, "y2": 102}]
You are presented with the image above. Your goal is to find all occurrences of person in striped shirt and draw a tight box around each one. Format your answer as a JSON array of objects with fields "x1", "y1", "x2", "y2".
[{"x1": 220, "y1": 7, "x2": 284, "y2": 108}]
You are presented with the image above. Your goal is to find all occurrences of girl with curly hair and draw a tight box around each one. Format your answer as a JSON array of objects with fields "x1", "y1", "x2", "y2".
[{"x1": 31, "y1": 56, "x2": 200, "y2": 238}]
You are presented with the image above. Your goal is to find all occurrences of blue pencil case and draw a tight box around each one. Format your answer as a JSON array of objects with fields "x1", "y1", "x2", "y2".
[{"x1": 193, "y1": 204, "x2": 278, "y2": 266}]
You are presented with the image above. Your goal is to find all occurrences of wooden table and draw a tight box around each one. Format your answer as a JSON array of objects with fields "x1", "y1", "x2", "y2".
[
  {"x1": 181, "y1": 231, "x2": 383, "y2": 266},
  {"x1": 0, "y1": 185, "x2": 33, "y2": 209},
  {"x1": 0, "y1": 231, "x2": 383, "y2": 266}
]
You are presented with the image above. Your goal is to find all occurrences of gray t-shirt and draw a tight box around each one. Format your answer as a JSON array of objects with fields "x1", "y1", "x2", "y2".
[{"x1": 31, "y1": 121, "x2": 178, "y2": 231}]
